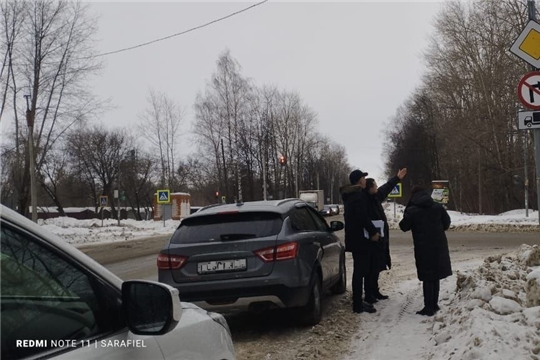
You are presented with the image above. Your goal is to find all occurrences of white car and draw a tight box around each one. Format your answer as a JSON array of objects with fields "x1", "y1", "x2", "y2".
[{"x1": 0, "y1": 205, "x2": 235, "y2": 360}]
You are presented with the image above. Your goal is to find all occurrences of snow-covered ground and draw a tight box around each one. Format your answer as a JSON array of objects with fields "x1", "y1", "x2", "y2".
[
  {"x1": 40, "y1": 207, "x2": 539, "y2": 246},
  {"x1": 38, "y1": 217, "x2": 181, "y2": 246},
  {"x1": 345, "y1": 245, "x2": 540, "y2": 360},
  {"x1": 385, "y1": 204, "x2": 539, "y2": 232}
]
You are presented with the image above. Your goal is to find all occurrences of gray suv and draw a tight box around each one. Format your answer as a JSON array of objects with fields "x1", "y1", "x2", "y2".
[{"x1": 158, "y1": 199, "x2": 346, "y2": 326}]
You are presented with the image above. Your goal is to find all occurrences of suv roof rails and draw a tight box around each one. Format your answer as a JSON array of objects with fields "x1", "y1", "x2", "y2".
[
  {"x1": 276, "y1": 198, "x2": 300, "y2": 206},
  {"x1": 199, "y1": 203, "x2": 225, "y2": 212}
]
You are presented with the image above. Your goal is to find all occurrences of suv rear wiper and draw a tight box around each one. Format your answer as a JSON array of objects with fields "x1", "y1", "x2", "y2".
[{"x1": 220, "y1": 233, "x2": 256, "y2": 241}]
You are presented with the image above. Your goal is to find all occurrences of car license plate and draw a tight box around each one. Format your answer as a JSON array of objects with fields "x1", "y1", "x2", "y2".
[{"x1": 197, "y1": 259, "x2": 247, "y2": 274}]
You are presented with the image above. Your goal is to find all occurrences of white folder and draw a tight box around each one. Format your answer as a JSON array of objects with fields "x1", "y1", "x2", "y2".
[{"x1": 364, "y1": 220, "x2": 385, "y2": 238}]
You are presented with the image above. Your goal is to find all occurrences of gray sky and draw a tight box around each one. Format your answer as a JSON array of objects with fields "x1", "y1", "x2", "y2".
[{"x1": 87, "y1": 1, "x2": 443, "y2": 184}]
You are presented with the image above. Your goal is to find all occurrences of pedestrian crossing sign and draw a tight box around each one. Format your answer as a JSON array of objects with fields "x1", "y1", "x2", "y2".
[
  {"x1": 157, "y1": 189, "x2": 170, "y2": 204},
  {"x1": 388, "y1": 183, "x2": 402, "y2": 198},
  {"x1": 100, "y1": 195, "x2": 108, "y2": 207}
]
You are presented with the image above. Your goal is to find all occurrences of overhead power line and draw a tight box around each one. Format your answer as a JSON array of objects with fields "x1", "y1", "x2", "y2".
[{"x1": 88, "y1": 0, "x2": 269, "y2": 59}]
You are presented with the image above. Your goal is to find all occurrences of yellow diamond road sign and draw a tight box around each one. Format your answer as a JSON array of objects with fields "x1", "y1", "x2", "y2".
[
  {"x1": 510, "y1": 20, "x2": 540, "y2": 68},
  {"x1": 520, "y1": 28, "x2": 540, "y2": 60}
]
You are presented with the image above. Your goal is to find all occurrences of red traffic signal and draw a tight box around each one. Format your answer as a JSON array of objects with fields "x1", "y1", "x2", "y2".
[
  {"x1": 279, "y1": 156, "x2": 286, "y2": 165},
  {"x1": 215, "y1": 191, "x2": 219, "y2": 198}
]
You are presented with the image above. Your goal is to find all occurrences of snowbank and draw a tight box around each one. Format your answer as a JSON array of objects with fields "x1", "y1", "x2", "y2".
[
  {"x1": 37, "y1": 207, "x2": 539, "y2": 245},
  {"x1": 384, "y1": 206, "x2": 539, "y2": 233},
  {"x1": 427, "y1": 245, "x2": 540, "y2": 360},
  {"x1": 38, "y1": 217, "x2": 180, "y2": 245}
]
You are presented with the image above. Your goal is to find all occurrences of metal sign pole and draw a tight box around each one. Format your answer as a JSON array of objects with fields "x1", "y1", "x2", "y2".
[
  {"x1": 535, "y1": 130, "x2": 540, "y2": 223},
  {"x1": 394, "y1": 199, "x2": 397, "y2": 219},
  {"x1": 524, "y1": 139, "x2": 529, "y2": 217},
  {"x1": 529, "y1": 0, "x2": 540, "y2": 225}
]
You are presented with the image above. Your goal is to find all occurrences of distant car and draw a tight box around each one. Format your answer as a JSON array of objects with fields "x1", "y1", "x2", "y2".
[
  {"x1": 328, "y1": 204, "x2": 340, "y2": 215},
  {"x1": 0, "y1": 205, "x2": 235, "y2": 360},
  {"x1": 158, "y1": 199, "x2": 346, "y2": 326},
  {"x1": 190, "y1": 206, "x2": 203, "y2": 214},
  {"x1": 319, "y1": 205, "x2": 333, "y2": 217}
]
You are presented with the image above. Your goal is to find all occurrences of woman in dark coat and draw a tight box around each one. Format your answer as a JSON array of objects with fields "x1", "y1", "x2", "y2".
[
  {"x1": 364, "y1": 168, "x2": 407, "y2": 302},
  {"x1": 399, "y1": 185, "x2": 452, "y2": 316}
]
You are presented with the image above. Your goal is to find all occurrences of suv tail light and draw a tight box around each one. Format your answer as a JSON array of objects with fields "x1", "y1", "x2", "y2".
[
  {"x1": 157, "y1": 253, "x2": 188, "y2": 270},
  {"x1": 254, "y1": 242, "x2": 298, "y2": 262}
]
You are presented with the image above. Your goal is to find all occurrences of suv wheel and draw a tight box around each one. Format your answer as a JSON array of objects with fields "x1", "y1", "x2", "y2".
[
  {"x1": 331, "y1": 252, "x2": 346, "y2": 295},
  {"x1": 299, "y1": 272, "x2": 322, "y2": 326}
]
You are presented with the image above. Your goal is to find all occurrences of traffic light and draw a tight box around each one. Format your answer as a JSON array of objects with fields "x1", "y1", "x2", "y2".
[
  {"x1": 215, "y1": 191, "x2": 219, "y2": 198},
  {"x1": 279, "y1": 155, "x2": 286, "y2": 166}
]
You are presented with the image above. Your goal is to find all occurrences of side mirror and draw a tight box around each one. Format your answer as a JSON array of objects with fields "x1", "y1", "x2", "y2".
[
  {"x1": 122, "y1": 280, "x2": 182, "y2": 336},
  {"x1": 329, "y1": 221, "x2": 344, "y2": 232}
]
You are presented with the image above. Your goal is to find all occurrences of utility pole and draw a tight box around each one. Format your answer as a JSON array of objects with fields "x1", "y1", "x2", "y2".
[
  {"x1": 262, "y1": 149, "x2": 267, "y2": 201},
  {"x1": 529, "y1": 0, "x2": 540, "y2": 225},
  {"x1": 261, "y1": 125, "x2": 269, "y2": 201},
  {"x1": 24, "y1": 95, "x2": 37, "y2": 222},
  {"x1": 330, "y1": 174, "x2": 334, "y2": 204},
  {"x1": 524, "y1": 134, "x2": 529, "y2": 217},
  {"x1": 236, "y1": 150, "x2": 242, "y2": 203},
  {"x1": 221, "y1": 138, "x2": 228, "y2": 203},
  {"x1": 478, "y1": 148, "x2": 482, "y2": 214},
  {"x1": 295, "y1": 161, "x2": 299, "y2": 199}
]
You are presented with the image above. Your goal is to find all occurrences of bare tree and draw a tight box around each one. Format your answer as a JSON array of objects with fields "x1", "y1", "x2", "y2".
[
  {"x1": 383, "y1": 0, "x2": 534, "y2": 213},
  {"x1": 38, "y1": 147, "x2": 69, "y2": 215},
  {"x1": 118, "y1": 149, "x2": 156, "y2": 220},
  {"x1": 1, "y1": 0, "x2": 104, "y2": 215},
  {"x1": 138, "y1": 89, "x2": 184, "y2": 190},
  {"x1": 67, "y1": 126, "x2": 130, "y2": 217},
  {"x1": 193, "y1": 49, "x2": 252, "y2": 202}
]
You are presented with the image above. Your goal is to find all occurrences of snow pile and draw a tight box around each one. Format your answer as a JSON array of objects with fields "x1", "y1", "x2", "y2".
[
  {"x1": 427, "y1": 245, "x2": 540, "y2": 360},
  {"x1": 39, "y1": 217, "x2": 180, "y2": 245},
  {"x1": 449, "y1": 210, "x2": 540, "y2": 232},
  {"x1": 384, "y1": 206, "x2": 539, "y2": 233},
  {"x1": 383, "y1": 202, "x2": 405, "y2": 230}
]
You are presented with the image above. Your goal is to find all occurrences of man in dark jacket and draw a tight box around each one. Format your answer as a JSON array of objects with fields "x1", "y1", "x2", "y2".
[
  {"x1": 364, "y1": 167, "x2": 407, "y2": 303},
  {"x1": 399, "y1": 185, "x2": 452, "y2": 316},
  {"x1": 340, "y1": 169, "x2": 380, "y2": 314}
]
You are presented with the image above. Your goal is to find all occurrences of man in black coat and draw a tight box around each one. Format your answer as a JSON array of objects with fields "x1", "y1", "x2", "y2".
[
  {"x1": 399, "y1": 185, "x2": 452, "y2": 316},
  {"x1": 364, "y1": 167, "x2": 407, "y2": 303},
  {"x1": 340, "y1": 169, "x2": 380, "y2": 314}
]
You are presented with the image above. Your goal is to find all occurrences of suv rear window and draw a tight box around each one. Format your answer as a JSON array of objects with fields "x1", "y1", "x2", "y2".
[{"x1": 170, "y1": 212, "x2": 283, "y2": 244}]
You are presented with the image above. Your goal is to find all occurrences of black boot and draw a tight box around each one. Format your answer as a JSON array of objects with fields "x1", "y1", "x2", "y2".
[
  {"x1": 416, "y1": 281, "x2": 435, "y2": 316},
  {"x1": 364, "y1": 274, "x2": 378, "y2": 304},
  {"x1": 352, "y1": 269, "x2": 365, "y2": 313},
  {"x1": 373, "y1": 272, "x2": 389, "y2": 300},
  {"x1": 433, "y1": 280, "x2": 440, "y2": 312},
  {"x1": 354, "y1": 302, "x2": 376, "y2": 313}
]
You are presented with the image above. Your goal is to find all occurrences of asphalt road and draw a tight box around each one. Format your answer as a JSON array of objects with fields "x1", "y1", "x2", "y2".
[{"x1": 80, "y1": 224, "x2": 540, "y2": 282}]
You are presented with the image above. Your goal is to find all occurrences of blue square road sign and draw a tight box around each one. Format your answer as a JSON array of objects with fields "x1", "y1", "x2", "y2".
[
  {"x1": 100, "y1": 195, "x2": 108, "y2": 207},
  {"x1": 388, "y1": 183, "x2": 402, "y2": 198},
  {"x1": 157, "y1": 190, "x2": 171, "y2": 204}
]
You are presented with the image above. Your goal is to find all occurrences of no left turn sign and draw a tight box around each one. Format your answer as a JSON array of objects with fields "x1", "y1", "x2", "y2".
[{"x1": 518, "y1": 71, "x2": 540, "y2": 110}]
